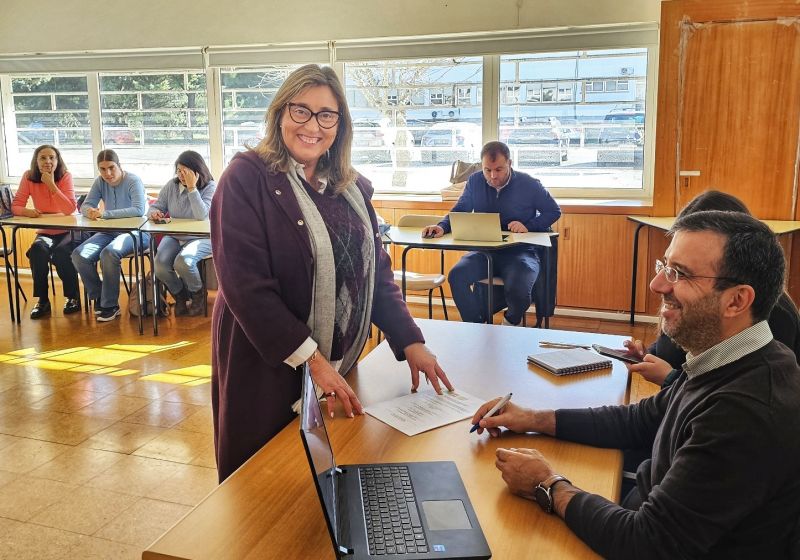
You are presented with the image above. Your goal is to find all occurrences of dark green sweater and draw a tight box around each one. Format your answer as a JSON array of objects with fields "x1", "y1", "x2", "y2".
[{"x1": 555, "y1": 340, "x2": 800, "y2": 559}]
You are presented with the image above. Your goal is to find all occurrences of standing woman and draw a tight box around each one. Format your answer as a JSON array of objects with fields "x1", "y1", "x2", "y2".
[
  {"x1": 149, "y1": 150, "x2": 216, "y2": 316},
  {"x1": 71, "y1": 149, "x2": 148, "y2": 322},
  {"x1": 11, "y1": 145, "x2": 82, "y2": 318},
  {"x1": 210, "y1": 64, "x2": 453, "y2": 482}
]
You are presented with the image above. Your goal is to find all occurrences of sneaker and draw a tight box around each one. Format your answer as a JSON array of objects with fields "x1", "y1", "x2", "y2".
[
  {"x1": 97, "y1": 306, "x2": 120, "y2": 322},
  {"x1": 93, "y1": 299, "x2": 104, "y2": 315},
  {"x1": 63, "y1": 298, "x2": 81, "y2": 315},
  {"x1": 30, "y1": 300, "x2": 51, "y2": 320},
  {"x1": 502, "y1": 315, "x2": 521, "y2": 327}
]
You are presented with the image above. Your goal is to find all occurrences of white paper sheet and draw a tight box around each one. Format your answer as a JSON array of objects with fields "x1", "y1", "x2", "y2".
[{"x1": 365, "y1": 390, "x2": 486, "y2": 436}]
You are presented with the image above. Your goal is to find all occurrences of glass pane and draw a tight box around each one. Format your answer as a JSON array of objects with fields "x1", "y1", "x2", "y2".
[
  {"x1": 4, "y1": 75, "x2": 94, "y2": 178},
  {"x1": 500, "y1": 48, "x2": 648, "y2": 191},
  {"x1": 219, "y1": 65, "x2": 306, "y2": 166},
  {"x1": 99, "y1": 71, "x2": 210, "y2": 184},
  {"x1": 345, "y1": 57, "x2": 483, "y2": 194}
]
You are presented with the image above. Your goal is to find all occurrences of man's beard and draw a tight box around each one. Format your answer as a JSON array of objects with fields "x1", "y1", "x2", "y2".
[{"x1": 662, "y1": 291, "x2": 723, "y2": 355}]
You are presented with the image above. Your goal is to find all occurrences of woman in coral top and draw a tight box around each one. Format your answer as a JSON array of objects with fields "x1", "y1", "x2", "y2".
[{"x1": 11, "y1": 145, "x2": 82, "y2": 319}]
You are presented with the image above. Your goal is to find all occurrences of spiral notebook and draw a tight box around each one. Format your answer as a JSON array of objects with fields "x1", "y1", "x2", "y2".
[{"x1": 527, "y1": 348, "x2": 612, "y2": 376}]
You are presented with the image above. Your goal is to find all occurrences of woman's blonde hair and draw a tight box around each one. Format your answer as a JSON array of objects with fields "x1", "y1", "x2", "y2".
[{"x1": 252, "y1": 64, "x2": 356, "y2": 192}]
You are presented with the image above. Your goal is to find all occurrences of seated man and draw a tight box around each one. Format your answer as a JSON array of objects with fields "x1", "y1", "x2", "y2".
[
  {"x1": 422, "y1": 141, "x2": 560, "y2": 325},
  {"x1": 472, "y1": 210, "x2": 800, "y2": 558}
]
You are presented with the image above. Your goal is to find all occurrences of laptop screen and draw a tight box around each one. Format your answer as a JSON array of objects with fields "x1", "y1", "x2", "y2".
[{"x1": 300, "y1": 366, "x2": 341, "y2": 545}]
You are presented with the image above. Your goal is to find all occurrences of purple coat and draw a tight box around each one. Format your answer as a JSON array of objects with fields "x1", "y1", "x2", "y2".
[{"x1": 210, "y1": 151, "x2": 423, "y2": 481}]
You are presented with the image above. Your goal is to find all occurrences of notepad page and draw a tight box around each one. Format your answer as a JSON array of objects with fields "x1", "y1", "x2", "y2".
[{"x1": 527, "y1": 348, "x2": 611, "y2": 375}]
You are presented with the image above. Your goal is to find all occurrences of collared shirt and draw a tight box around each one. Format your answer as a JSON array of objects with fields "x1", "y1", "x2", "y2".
[
  {"x1": 486, "y1": 168, "x2": 514, "y2": 192},
  {"x1": 683, "y1": 320, "x2": 773, "y2": 379},
  {"x1": 290, "y1": 157, "x2": 328, "y2": 194}
]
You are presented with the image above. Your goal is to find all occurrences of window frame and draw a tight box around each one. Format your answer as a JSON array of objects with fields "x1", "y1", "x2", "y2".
[{"x1": 0, "y1": 24, "x2": 658, "y2": 201}]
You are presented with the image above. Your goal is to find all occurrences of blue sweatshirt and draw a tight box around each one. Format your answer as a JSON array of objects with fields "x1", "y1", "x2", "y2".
[
  {"x1": 438, "y1": 169, "x2": 561, "y2": 234},
  {"x1": 81, "y1": 172, "x2": 146, "y2": 219}
]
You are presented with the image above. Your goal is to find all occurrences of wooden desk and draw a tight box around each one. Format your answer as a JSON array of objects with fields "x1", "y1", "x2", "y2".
[
  {"x1": 139, "y1": 219, "x2": 210, "y2": 335},
  {"x1": 144, "y1": 320, "x2": 630, "y2": 560},
  {"x1": 0, "y1": 214, "x2": 148, "y2": 331},
  {"x1": 627, "y1": 215, "x2": 800, "y2": 325},
  {"x1": 387, "y1": 227, "x2": 555, "y2": 326}
]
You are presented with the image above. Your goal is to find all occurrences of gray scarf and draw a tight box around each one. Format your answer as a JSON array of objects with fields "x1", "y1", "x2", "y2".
[{"x1": 285, "y1": 164, "x2": 375, "y2": 377}]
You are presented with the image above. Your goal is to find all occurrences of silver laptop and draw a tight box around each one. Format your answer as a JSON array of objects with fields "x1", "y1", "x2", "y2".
[
  {"x1": 449, "y1": 212, "x2": 508, "y2": 242},
  {"x1": 299, "y1": 366, "x2": 491, "y2": 559}
]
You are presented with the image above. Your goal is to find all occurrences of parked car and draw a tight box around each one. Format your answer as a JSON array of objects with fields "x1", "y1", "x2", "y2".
[
  {"x1": 598, "y1": 111, "x2": 644, "y2": 145},
  {"x1": 506, "y1": 120, "x2": 568, "y2": 166},
  {"x1": 352, "y1": 120, "x2": 390, "y2": 163},
  {"x1": 419, "y1": 122, "x2": 481, "y2": 164},
  {"x1": 104, "y1": 129, "x2": 137, "y2": 144},
  {"x1": 597, "y1": 110, "x2": 644, "y2": 167}
]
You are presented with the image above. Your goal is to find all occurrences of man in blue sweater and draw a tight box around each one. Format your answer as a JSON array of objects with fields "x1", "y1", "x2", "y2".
[
  {"x1": 471, "y1": 210, "x2": 800, "y2": 559},
  {"x1": 422, "y1": 141, "x2": 561, "y2": 325}
]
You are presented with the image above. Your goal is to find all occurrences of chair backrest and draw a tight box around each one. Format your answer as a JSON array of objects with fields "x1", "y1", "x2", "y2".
[{"x1": 398, "y1": 214, "x2": 444, "y2": 228}]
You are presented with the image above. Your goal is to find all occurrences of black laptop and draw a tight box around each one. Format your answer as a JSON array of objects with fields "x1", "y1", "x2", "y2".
[{"x1": 299, "y1": 365, "x2": 492, "y2": 559}]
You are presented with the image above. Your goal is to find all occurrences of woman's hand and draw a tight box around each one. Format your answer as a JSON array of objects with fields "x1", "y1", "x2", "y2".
[
  {"x1": 23, "y1": 208, "x2": 41, "y2": 218},
  {"x1": 179, "y1": 168, "x2": 198, "y2": 191},
  {"x1": 150, "y1": 210, "x2": 165, "y2": 221},
  {"x1": 41, "y1": 171, "x2": 58, "y2": 194},
  {"x1": 86, "y1": 207, "x2": 102, "y2": 220},
  {"x1": 404, "y1": 342, "x2": 454, "y2": 394},
  {"x1": 626, "y1": 354, "x2": 673, "y2": 386},
  {"x1": 308, "y1": 353, "x2": 363, "y2": 419}
]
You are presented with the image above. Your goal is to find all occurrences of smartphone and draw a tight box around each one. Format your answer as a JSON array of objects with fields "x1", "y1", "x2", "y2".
[
  {"x1": 153, "y1": 217, "x2": 171, "y2": 224},
  {"x1": 591, "y1": 344, "x2": 643, "y2": 364}
]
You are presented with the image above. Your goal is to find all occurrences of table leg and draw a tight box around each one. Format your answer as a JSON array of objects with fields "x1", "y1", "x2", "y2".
[
  {"x1": 12, "y1": 227, "x2": 21, "y2": 324},
  {"x1": 630, "y1": 223, "x2": 645, "y2": 326},
  {"x1": 401, "y1": 246, "x2": 412, "y2": 301},
  {"x1": 484, "y1": 252, "x2": 494, "y2": 325},
  {"x1": 543, "y1": 244, "x2": 550, "y2": 329},
  {"x1": 0, "y1": 226, "x2": 14, "y2": 324},
  {"x1": 150, "y1": 236, "x2": 158, "y2": 336},
  {"x1": 130, "y1": 233, "x2": 143, "y2": 335}
]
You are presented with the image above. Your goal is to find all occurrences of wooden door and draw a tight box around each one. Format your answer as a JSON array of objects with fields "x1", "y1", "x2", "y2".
[{"x1": 676, "y1": 18, "x2": 800, "y2": 218}]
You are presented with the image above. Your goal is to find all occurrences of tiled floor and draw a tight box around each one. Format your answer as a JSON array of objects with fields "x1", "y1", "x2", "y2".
[{"x1": 0, "y1": 276, "x2": 656, "y2": 558}]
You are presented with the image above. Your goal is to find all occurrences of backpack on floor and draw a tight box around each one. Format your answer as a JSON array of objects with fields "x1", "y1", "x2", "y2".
[{"x1": 128, "y1": 276, "x2": 166, "y2": 317}]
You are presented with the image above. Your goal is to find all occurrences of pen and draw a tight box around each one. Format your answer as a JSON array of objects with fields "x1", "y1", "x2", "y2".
[
  {"x1": 470, "y1": 392, "x2": 512, "y2": 433},
  {"x1": 538, "y1": 341, "x2": 591, "y2": 349}
]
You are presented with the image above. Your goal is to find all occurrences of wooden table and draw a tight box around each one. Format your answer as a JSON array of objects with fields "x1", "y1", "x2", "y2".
[
  {"x1": 0, "y1": 214, "x2": 148, "y2": 332},
  {"x1": 139, "y1": 218, "x2": 210, "y2": 335},
  {"x1": 143, "y1": 320, "x2": 630, "y2": 560},
  {"x1": 387, "y1": 227, "x2": 555, "y2": 326},
  {"x1": 626, "y1": 215, "x2": 800, "y2": 325}
]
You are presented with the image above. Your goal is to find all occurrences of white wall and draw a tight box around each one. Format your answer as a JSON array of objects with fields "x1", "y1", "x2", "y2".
[{"x1": 0, "y1": 0, "x2": 660, "y2": 54}]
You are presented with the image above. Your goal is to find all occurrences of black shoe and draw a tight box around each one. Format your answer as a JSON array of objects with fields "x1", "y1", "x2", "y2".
[
  {"x1": 63, "y1": 298, "x2": 81, "y2": 315},
  {"x1": 30, "y1": 300, "x2": 51, "y2": 320},
  {"x1": 96, "y1": 306, "x2": 120, "y2": 322}
]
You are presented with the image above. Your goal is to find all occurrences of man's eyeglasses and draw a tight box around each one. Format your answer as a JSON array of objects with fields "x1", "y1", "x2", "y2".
[
  {"x1": 286, "y1": 103, "x2": 340, "y2": 129},
  {"x1": 655, "y1": 259, "x2": 742, "y2": 285}
]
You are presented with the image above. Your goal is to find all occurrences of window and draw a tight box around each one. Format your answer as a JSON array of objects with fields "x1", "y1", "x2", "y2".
[
  {"x1": 220, "y1": 65, "x2": 304, "y2": 166},
  {"x1": 500, "y1": 49, "x2": 649, "y2": 192},
  {"x1": 344, "y1": 57, "x2": 483, "y2": 193},
  {"x1": 501, "y1": 85, "x2": 520, "y2": 104},
  {"x1": 3, "y1": 75, "x2": 94, "y2": 178},
  {"x1": 99, "y1": 71, "x2": 209, "y2": 184}
]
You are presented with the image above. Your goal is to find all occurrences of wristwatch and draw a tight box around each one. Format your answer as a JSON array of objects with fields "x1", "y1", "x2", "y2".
[{"x1": 534, "y1": 474, "x2": 571, "y2": 514}]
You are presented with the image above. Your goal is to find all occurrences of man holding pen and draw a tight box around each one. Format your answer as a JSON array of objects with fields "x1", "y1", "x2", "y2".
[{"x1": 471, "y1": 210, "x2": 800, "y2": 558}]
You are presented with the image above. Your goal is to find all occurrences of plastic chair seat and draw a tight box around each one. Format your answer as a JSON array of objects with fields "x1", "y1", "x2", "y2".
[{"x1": 393, "y1": 270, "x2": 446, "y2": 292}]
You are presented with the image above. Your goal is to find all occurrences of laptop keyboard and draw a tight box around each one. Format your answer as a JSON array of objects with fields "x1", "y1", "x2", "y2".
[{"x1": 360, "y1": 466, "x2": 429, "y2": 556}]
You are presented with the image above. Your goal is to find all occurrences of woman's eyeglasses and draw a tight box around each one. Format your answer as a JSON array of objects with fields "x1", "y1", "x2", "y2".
[{"x1": 286, "y1": 103, "x2": 340, "y2": 129}]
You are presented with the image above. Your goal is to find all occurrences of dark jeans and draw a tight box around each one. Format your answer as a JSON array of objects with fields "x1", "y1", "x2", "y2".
[
  {"x1": 447, "y1": 247, "x2": 540, "y2": 324},
  {"x1": 26, "y1": 232, "x2": 84, "y2": 299}
]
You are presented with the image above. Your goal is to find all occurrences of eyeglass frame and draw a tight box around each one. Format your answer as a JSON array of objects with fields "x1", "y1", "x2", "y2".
[
  {"x1": 285, "y1": 103, "x2": 341, "y2": 129},
  {"x1": 655, "y1": 259, "x2": 743, "y2": 286}
]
